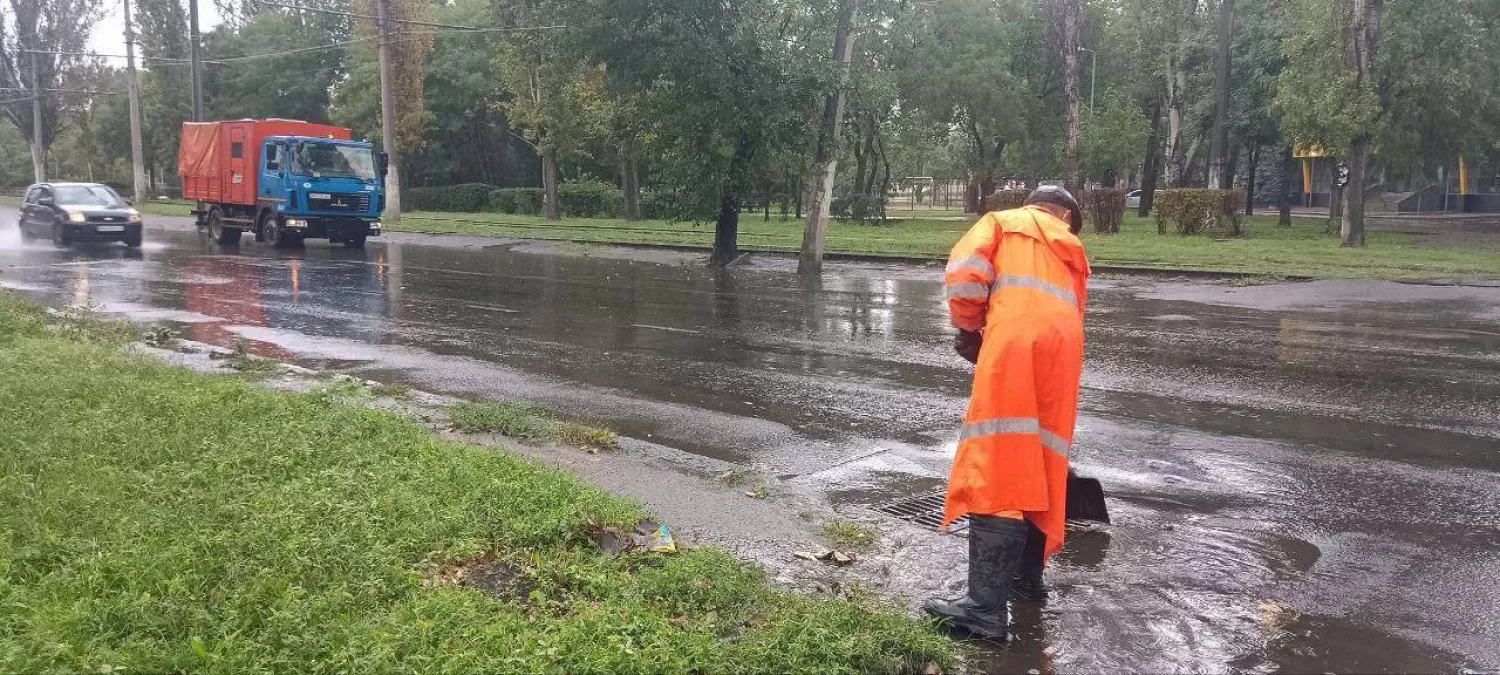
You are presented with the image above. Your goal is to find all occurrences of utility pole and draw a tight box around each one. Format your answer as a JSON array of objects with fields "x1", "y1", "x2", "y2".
[
  {"x1": 30, "y1": 50, "x2": 44, "y2": 182},
  {"x1": 375, "y1": 0, "x2": 402, "y2": 224},
  {"x1": 797, "y1": 0, "x2": 858, "y2": 276},
  {"x1": 124, "y1": 0, "x2": 148, "y2": 200},
  {"x1": 189, "y1": 0, "x2": 204, "y2": 121}
]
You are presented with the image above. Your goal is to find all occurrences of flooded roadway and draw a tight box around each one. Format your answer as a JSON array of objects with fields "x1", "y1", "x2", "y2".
[{"x1": 2, "y1": 212, "x2": 1497, "y2": 673}]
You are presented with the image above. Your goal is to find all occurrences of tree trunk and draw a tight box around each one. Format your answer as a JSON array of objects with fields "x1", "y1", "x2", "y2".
[
  {"x1": 1335, "y1": 0, "x2": 1384, "y2": 246},
  {"x1": 1342, "y1": 137, "x2": 1369, "y2": 246},
  {"x1": 1278, "y1": 145, "x2": 1294, "y2": 226},
  {"x1": 1181, "y1": 136, "x2": 1202, "y2": 187},
  {"x1": 541, "y1": 147, "x2": 560, "y2": 220},
  {"x1": 1164, "y1": 54, "x2": 1186, "y2": 187},
  {"x1": 1140, "y1": 93, "x2": 1164, "y2": 217},
  {"x1": 799, "y1": 0, "x2": 858, "y2": 275},
  {"x1": 1057, "y1": 0, "x2": 1083, "y2": 191},
  {"x1": 621, "y1": 145, "x2": 642, "y2": 221},
  {"x1": 1207, "y1": 0, "x2": 1235, "y2": 189},
  {"x1": 1244, "y1": 143, "x2": 1258, "y2": 216},
  {"x1": 712, "y1": 194, "x2": 741, "y2": 265},
  {"x1": 1329, "y1": 160, "x2": 1344, "y2": 219}
]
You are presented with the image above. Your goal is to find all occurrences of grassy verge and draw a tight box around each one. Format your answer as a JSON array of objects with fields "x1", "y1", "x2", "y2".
[
  {"x1": 390, "y1": 210, "x2": 1497, "y2": 279},
  {"x1": 9, "y1": 194, "x2": 1490, "y2": 278},
  {"x1": 0, "y1": 292, "x2": 951, "y2": 674}
]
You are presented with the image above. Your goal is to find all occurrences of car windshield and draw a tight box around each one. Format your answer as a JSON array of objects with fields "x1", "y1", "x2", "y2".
[
  {"x1": 52, "y1": 185, "x2": 126, "y2": 208},
  {"x1": 291, "y1": 142, "x2": 377, "y2": 180}
]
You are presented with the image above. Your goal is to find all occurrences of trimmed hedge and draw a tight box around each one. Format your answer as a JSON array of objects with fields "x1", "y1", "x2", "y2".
[
  {"x1": 1083, "y1": 188, "x2": 1127, "y2": 234},
  {"x1": 984, "y1": 189, "x2": 1029, "y2": 213},
  {"x1": 557, "y1": 181, "x2": 625, "y2": 218},
  {"x1": 489, "y1": 188, "x2": 545, "y2": 215},
  {"x1": 407, "y1": 183, "x2": 496, "y2": 212},
  {"x1": 832, "y1": 195, "x2": 886, "y2": 224},
  {"x1": 1152, "y1": 189, "x2": 1246, "y2": 236},
  {"x1": 407, "y1": 181, "x2": 634, "y2": 219}
]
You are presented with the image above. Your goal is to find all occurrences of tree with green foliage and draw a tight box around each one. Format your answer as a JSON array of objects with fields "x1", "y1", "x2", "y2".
[
  {"x1": 0, "y1": 0, "x2": 104, "y2": 181},
  {"x1": 1080, "y1": 89, "x2": 1151, "y2": 186},
  {"x1": 595, "y1": 0, "x2": 821, "y2": 263},
  {"x1": 203, "y1": 11, "x2": 345, "y2": 123},
  {"x1": 494, "y1": 0, "x2": 607, "y2": 221}
]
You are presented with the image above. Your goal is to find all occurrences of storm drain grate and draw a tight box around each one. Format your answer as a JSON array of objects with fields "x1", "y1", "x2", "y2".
[{"x1": 875, "y1": 490, "x2": 968, "y2": 535}]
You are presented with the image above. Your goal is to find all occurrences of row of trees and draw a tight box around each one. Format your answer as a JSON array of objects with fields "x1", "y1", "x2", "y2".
[{"x1": 4, "y1": 0, "x2": 1499, "y2": 251}]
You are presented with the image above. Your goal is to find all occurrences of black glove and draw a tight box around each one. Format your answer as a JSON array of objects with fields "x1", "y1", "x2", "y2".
[{"x1": 955, "y1": 329, "x2": 982, "y2": 364}]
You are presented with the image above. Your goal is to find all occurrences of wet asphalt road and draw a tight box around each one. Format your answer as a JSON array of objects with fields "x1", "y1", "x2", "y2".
[{"x1": 2, "y1": 211, "x2": 1498, "y2": 674}]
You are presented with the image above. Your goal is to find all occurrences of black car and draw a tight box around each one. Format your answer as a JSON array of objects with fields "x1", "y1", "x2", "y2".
[{"x1": 18, "y1": 182, "x2": 144, "y2": 248}]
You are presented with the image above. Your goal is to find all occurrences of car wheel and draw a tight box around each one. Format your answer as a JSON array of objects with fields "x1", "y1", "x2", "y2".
[
  {"x1": 19, "y1": 222, "x2": 36, "y2": 243},
  {"x1": 52, "y1": 223, "x2": 72, "y2": 248},
  {"x1": 124, "y1": 231, "x2": 143, "y2": 248}
]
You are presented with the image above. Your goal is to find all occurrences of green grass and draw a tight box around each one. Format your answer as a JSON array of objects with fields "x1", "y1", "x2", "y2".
[
  {"x1": 823, "y1": 522, "x2": 879, "y2": 552},
  {"x1": 10, "y1": 192, "x2": 1489, "y2": 278},
  {"x1": 389, "y1": 210, "x2": 1499, "y2": 279},
  {"x1": 0, "y1": 292, "x2": 951, "y2": 674},
  {"x1": 448, "y1": 401, "x2": 618, "y2": 451}
]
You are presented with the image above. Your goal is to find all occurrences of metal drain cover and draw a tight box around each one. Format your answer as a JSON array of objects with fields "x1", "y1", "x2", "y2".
[{"x1": 875, "y1": 490, "x2": 968, "y2": 535}]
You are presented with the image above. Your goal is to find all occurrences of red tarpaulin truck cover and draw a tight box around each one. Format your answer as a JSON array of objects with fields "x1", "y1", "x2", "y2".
[{"x1": 179, "y1": 119, "x2": 353, "y2": 206}]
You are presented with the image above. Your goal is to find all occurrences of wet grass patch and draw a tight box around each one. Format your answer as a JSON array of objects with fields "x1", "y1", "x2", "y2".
[
  {"x1": 824, "y1": 522, "x2": 879, "y2": 552},
  {"x1": 0, "y1": 292, "x2": 952, "y2": 674},
  {"x1": 449, "y1": 400, "x2": 618, "y2": 451}
]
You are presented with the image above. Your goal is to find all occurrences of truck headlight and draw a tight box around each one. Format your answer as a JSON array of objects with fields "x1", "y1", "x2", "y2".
[
  {"x1": 67, "y1": 210, "x2": 86, "y2": 223},
  {"x1": 368, "y1": 221, "x2": 381, "y2": 231},
  {"x1": 285, "y1": 219, "x2": 308, "y2": 229}
]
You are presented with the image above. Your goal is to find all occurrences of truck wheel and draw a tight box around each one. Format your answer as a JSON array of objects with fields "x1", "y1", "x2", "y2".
[
  {"x1": 207, "y1": 209, "x2": 240, "y2": 246},
  {"x1": 254, "y1": 211, "x2": 271, "y2": 243},
  {"x1": 264, "y1": 219, "x2": 304, "y2": 249},
  {"x1": 343, "y1": 232, "x2": 368, "y2": 249}
]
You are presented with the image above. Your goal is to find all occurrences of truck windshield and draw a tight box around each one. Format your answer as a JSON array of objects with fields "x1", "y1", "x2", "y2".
[
  {"x1": 291, "y1": 142, "x2": 377, "y2": 180},
  {"x1": 53, "y1": 185, "x2": 126, "y2": 208}
]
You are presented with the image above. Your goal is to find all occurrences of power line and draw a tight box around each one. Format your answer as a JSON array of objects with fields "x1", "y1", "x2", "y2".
[
  {"x1": 256, "y1": 0, "x2": 481, "y2": 30},
  {"x1": 19, "y1": 48, "x2": 192, "y2": 64}
]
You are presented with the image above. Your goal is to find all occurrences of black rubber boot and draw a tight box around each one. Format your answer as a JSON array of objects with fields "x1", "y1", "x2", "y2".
[
  {"x1": 924, "y1": 515, "x2": 1028, "y2": 642},
  {"x1": 1011, "y1": 520, "x2": 1049, "y2": 603}
]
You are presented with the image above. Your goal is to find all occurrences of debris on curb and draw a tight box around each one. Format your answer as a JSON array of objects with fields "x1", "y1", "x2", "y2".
[
  {"x1": 791, "y1": 549, "x2": 858, "y2": 566},
  {"x1": 590, "y1": 520, "x2": 678, "y2": 557}
]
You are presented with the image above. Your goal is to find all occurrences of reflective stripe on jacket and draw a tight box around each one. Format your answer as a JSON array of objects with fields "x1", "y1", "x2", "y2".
[{"x1": 942, "y1": 205, "x2": 1090, "y2": 558}]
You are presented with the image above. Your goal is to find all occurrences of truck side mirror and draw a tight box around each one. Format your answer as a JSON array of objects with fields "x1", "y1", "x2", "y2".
[{"x1": 377, "y1": 151, "x2": 390, "y2": 179}]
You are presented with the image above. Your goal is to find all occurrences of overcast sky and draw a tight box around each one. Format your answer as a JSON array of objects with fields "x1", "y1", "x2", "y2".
[{"x1": 88, "y1": 0, "x2": 225, "y2": 61}]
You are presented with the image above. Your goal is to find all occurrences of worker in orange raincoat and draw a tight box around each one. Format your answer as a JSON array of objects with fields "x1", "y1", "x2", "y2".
[{"x1": 925, "y1": 185, "x2": 1090, "y2": 643}]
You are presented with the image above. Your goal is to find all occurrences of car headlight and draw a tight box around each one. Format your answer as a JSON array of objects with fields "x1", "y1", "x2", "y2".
[
  {"x1": 67, "y1": 210, "x2": 86, "y2": 223},
  {"x1": 128, "y1": 211, "x2": 143, "y2": 223}
]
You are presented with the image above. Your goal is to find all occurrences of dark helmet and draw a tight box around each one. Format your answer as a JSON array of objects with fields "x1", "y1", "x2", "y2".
[{"x1": 1025, "y1": 185, "x2": 1084, "y2": 234}]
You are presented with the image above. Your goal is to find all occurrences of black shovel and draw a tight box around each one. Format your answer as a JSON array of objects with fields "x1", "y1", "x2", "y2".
[{"x1": 1066, "y1": 469, "x2": 1110, "y2": 524}]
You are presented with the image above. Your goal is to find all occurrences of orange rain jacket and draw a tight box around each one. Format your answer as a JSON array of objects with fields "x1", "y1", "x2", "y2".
[{"x1": 941, "y1": 205, "x2": 1091, "y2": 558}]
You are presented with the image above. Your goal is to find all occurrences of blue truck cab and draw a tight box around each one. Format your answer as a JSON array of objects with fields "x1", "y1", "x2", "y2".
[{"x1": 258, "y1": 136, "x2": 386, "y2": 249}]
